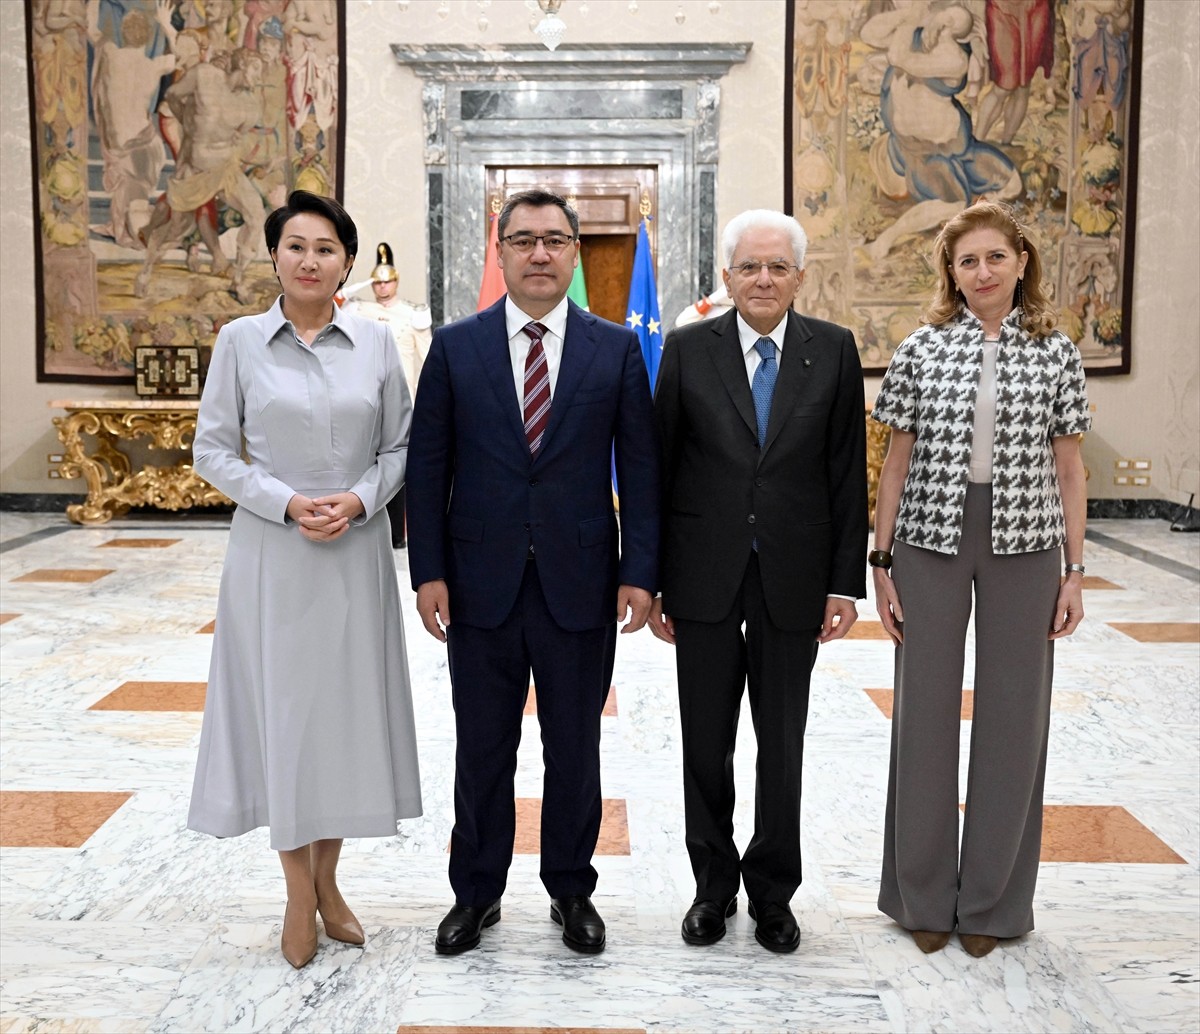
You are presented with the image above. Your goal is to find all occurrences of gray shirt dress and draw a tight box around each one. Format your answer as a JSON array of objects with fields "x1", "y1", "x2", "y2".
[{"x1": 187, "y1": 297, "x2": 422, "y2": 851}]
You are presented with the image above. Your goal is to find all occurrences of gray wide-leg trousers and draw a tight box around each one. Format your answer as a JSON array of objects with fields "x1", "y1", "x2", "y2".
[{"x1": 878, "y1": 484, "x2": 1060, "y2": 937}]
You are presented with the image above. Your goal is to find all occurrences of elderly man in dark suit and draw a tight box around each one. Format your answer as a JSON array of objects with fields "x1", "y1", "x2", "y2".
[
  {"x1": 650, "y1": 209, "x2": 867, "y2": 953},
  {"x1": 407, "y1": 189, "x2": 659, "y2": 956}
]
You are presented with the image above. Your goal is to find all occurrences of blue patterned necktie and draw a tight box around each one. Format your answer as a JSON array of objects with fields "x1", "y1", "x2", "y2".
[{"x1": 752, "y1": 336, "x2": 778, "y2": 449}]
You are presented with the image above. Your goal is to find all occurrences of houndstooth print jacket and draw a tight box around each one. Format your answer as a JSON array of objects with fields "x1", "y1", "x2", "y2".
[{"x1": 872, "y1": 308, "x2": 1091, "y2": 556}]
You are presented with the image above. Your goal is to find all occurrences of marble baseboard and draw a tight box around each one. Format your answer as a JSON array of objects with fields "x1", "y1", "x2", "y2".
[
  {"x1": 6, "y1": 493, "x2": 1194, "y2": 524},
  {"x1": 0, "y1": 493, "x2": 85, "y2": 512},
  {"x1": 1087, "y1": 497, "x2": 1199, "y2": 523},
  {"x1": 0, "y1": 493, "x2": 234, "y2": 517}
]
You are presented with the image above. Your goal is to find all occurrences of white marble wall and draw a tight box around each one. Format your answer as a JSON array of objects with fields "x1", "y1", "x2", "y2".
[{"x1": 2, "y1": 0, "x2": 1197, "y2": 502}]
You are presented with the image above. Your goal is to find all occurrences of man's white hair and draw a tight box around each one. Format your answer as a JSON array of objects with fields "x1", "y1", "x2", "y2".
[{"x1": 721, "y1": 210, "x2": 808, "y2": 270}]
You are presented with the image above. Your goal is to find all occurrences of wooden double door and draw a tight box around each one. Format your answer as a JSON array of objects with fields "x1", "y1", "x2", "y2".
[{"x1": 485, "y1": 166, "x2": 657, "y2": 327}]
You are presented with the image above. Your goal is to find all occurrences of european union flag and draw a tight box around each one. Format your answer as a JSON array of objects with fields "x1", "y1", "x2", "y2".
[{"x1": 625, "y1": 218, "x2": 662, "y2": 388}]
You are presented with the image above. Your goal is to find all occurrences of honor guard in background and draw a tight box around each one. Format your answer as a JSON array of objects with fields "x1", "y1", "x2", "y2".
[{"x1": 344, "y1": 243, "x2": 433, "y2": 548}]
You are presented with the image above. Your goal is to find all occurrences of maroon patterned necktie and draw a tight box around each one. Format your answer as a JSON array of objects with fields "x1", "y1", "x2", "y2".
[{"x1": 522, "y1": 321, "x2": 551, "y2": 455}]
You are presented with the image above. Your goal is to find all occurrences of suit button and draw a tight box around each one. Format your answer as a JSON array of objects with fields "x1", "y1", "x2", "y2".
[
  {"x1": 747, "y1": 514, "x2": 756, "y2": 524},
  {"x1": 755, "y1": 478, "x2": 765, "y2": 487},
  {"x1": 523, "y1": 522, "x2": 531, "y2": 530},
  {"x1": 529, "y1": 478, "x2": 539, "y2": 486}
]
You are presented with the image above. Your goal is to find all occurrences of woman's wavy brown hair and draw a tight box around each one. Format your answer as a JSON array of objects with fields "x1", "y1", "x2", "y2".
[{"x1": 924, "y1": 201, "x2": 1058, "y2": 336}]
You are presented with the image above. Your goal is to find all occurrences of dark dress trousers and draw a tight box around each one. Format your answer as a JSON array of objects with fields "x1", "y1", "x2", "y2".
[
  {"x1": 407, "y1": 296, "x2": 659, "y2": 905},
  {"x1": 655, "y1": 307, "x2": 867, "y2": 905}
]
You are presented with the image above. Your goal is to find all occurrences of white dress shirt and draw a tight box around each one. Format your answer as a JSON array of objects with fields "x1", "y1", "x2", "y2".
[
  {"x1": 735, "y1": 310, "x2": 852, "y2": 603},
  {"x1": 506, "y1": 295, "x2": 569, "y2": 409},
  {"x1": 968, "y1": 336, "x2": 1000, "y2": 484},
  {"x1": 735, "y1": 312, "x2": 787, "y2": 385}
]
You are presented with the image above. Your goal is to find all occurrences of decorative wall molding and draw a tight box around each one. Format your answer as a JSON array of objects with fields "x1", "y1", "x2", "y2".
[{"x1": 391, "y1": 43, "x2": 751, "y2": 325}]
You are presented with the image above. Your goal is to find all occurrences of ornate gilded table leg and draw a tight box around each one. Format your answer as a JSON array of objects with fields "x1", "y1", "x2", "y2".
[
  {"x1": 50, "y1": 406, "x2": 231, "y2": 524},
  {"x1": 52, "y1": 411, "x2": 128, "y2": 524},
  {"x1": 866, "y1": 415, "x2": 890, "y2": 530}
]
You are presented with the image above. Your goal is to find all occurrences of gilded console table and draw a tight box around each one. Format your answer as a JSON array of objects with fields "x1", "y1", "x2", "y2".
[{"x1": 49, "y1": 400, "x2": 230, "y2": 525}]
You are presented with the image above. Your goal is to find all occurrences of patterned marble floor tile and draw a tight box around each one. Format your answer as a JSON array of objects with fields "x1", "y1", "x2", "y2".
[
  {"x1": 1081, "y1": 575, "x2": 1124, "y2": 589},
  {"x1": 10, "y1": 569, "x2": 114, "y2": 584},
  {"x1": 89, "y1": 682, "x2": 207, "y2": 712},
  {"x1": 0, "y1": 514, "x2": 1196, "y2": 1032},
  {"x1": 864, "y1": 687, "x2": 975, "y2": 719},
  {"x1": 398, "y1": 1028, "x2": 645, "y2": 1033},
  {"x1": 843, "y1": 914, "x2": 1142, "y2": 1034},
  {"x1": 0, "y1": 920, "x2": 204, "y2": 1025},
  {"x1": 0, "y1": 791, "x2": 134, "y2": 848},
  {"x1": 481, "y1": 798, "x2": 629, "y2": 856},
  {"x1": 525, "y1": 683, "x2": 617, "y2": 717},
  {"x1": 1106, "y1": 622, "x2": 1200, "y2": 643},
  {"x1": 393, "y1": 915, "x2": 890, "y2": 1033},
  {"x1": 846, "y1": 621, "x2": 893, "y2": 640},
  {"x1": 1039, "y1": 805, "x2": 1188, "y2": 864},
  {"x1": 0, "y1": 613, "x2": 20, "y2": 624},
  {"x1": 0, "y1": 1018, "x2": 152, "y2": 1033},
  {"x1": 96, "y1": 539, "x2": 181, "y2": 549}
]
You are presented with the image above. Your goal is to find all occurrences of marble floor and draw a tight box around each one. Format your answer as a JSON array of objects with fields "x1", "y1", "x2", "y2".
[{"x1": 0, "y1": 512, "x2": 1197, "y2": 1033}]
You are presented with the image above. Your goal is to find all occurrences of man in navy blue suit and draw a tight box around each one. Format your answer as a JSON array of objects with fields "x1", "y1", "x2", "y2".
[{"x1": 407, "y1": 189, "x2": 659, "y2": 955}]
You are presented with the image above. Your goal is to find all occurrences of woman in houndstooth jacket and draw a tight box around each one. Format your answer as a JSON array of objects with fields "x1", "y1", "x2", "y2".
[{"x1": 870, "y1": 201, "x2": 1090, "y2": 959}]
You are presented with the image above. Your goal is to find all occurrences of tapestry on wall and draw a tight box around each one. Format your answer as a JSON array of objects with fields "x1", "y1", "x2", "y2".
[
  {"x1": 786, "y1": 0, "x2": 1141, "y2": 375},
  {"x1": 28, "y1": 0, "x2": 345, "y2": 383}
]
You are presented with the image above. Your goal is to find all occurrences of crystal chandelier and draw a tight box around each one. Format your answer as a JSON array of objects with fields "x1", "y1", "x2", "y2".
[{"x1": 533, "y1": 0, "x2": 567, "y2": 51}]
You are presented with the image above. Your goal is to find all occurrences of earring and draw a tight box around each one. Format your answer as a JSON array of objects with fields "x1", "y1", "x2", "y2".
[{"x1": 1016, "y1": 277, "x2": 1024, "y2": 308}]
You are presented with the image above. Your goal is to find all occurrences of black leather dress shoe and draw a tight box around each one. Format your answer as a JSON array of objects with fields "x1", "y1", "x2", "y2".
[
  {"x1": 549, "y1": 895, "x2": 606, "y2": 954},
  {"x1": 434, "y1": 900, "x2": 500, "y2": 955},
  {"x1": 681, "y1": 896, "x2": 737, "y2": 945},
  {"x1": 748, "y1": 900, "x2": 800, "y2": 953}
]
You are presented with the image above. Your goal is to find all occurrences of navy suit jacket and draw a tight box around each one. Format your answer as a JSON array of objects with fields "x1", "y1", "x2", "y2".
[
  {"x1": 655, "y1": 308, "x2": 867, "y2": 630},
  {"x1": 407, "y1": 296, "x2": 659, "y2": 631}
]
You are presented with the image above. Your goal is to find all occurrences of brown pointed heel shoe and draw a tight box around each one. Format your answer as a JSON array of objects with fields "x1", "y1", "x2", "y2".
[
  {"x1": 959, "y1": 933, "x2": 999, "y2": 957},
  {"x1": 911, "y1": 930, "x2": 952, "y2": 953},
  {"x1": 281, "y1": 901, "x2": 318, "y2": 969},
  {"x1": 322, "y1": 915, "x2": 365, "y2": 946}
]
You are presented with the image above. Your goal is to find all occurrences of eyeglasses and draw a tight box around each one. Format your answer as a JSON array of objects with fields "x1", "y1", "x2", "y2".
[
  {"x1": 730, "y1": 261, "x2": 800, "y2": 280},
  {"x1": 500, "y1": 233, "x2": 577, "y2": 254}
]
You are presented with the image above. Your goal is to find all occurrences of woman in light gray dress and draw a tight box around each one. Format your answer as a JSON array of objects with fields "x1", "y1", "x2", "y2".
[{"x1": 188, "y1": 191, "x2": 422, "y2": 969}]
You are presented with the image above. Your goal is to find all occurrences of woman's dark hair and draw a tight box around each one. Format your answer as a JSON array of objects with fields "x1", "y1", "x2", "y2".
[{"x1": 264, "y1": 190, "x2": 358, "y2": 260}]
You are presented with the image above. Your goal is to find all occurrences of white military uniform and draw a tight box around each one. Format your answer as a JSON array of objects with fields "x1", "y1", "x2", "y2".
[
  {"x1": 673, "y1": 282, "x2": 733, "y2": 328},
  {"x1": 342, "y1": 242, "x2": 431, "y2": 549},
  {"x1": 344, "y1": 294, "x2": 432, "y2": 401}
]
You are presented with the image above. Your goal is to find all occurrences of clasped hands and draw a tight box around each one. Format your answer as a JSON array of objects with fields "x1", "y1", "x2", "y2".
[{"x1": 286, "y1": 492, "x2": 364, "y2": 542}]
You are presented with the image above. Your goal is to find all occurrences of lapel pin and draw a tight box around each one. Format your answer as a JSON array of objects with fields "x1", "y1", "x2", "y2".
[{"x1": 802, "y1": 358, "x2": 812, "y2": 367}]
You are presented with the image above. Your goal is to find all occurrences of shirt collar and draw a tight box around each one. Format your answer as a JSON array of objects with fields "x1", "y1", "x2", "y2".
[
  {"x1": 736, "y1": 311, "x2": 789, "y2": 356},
  {"x1": 505, "y1": 294, "x2": 570, "y2": 342},
  {"x1": 263, "y1": 295, "x2": 355, "y2": 346},
  {"x1": 955, "y1": 305, "x2": 1024, "y2": 338}
]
